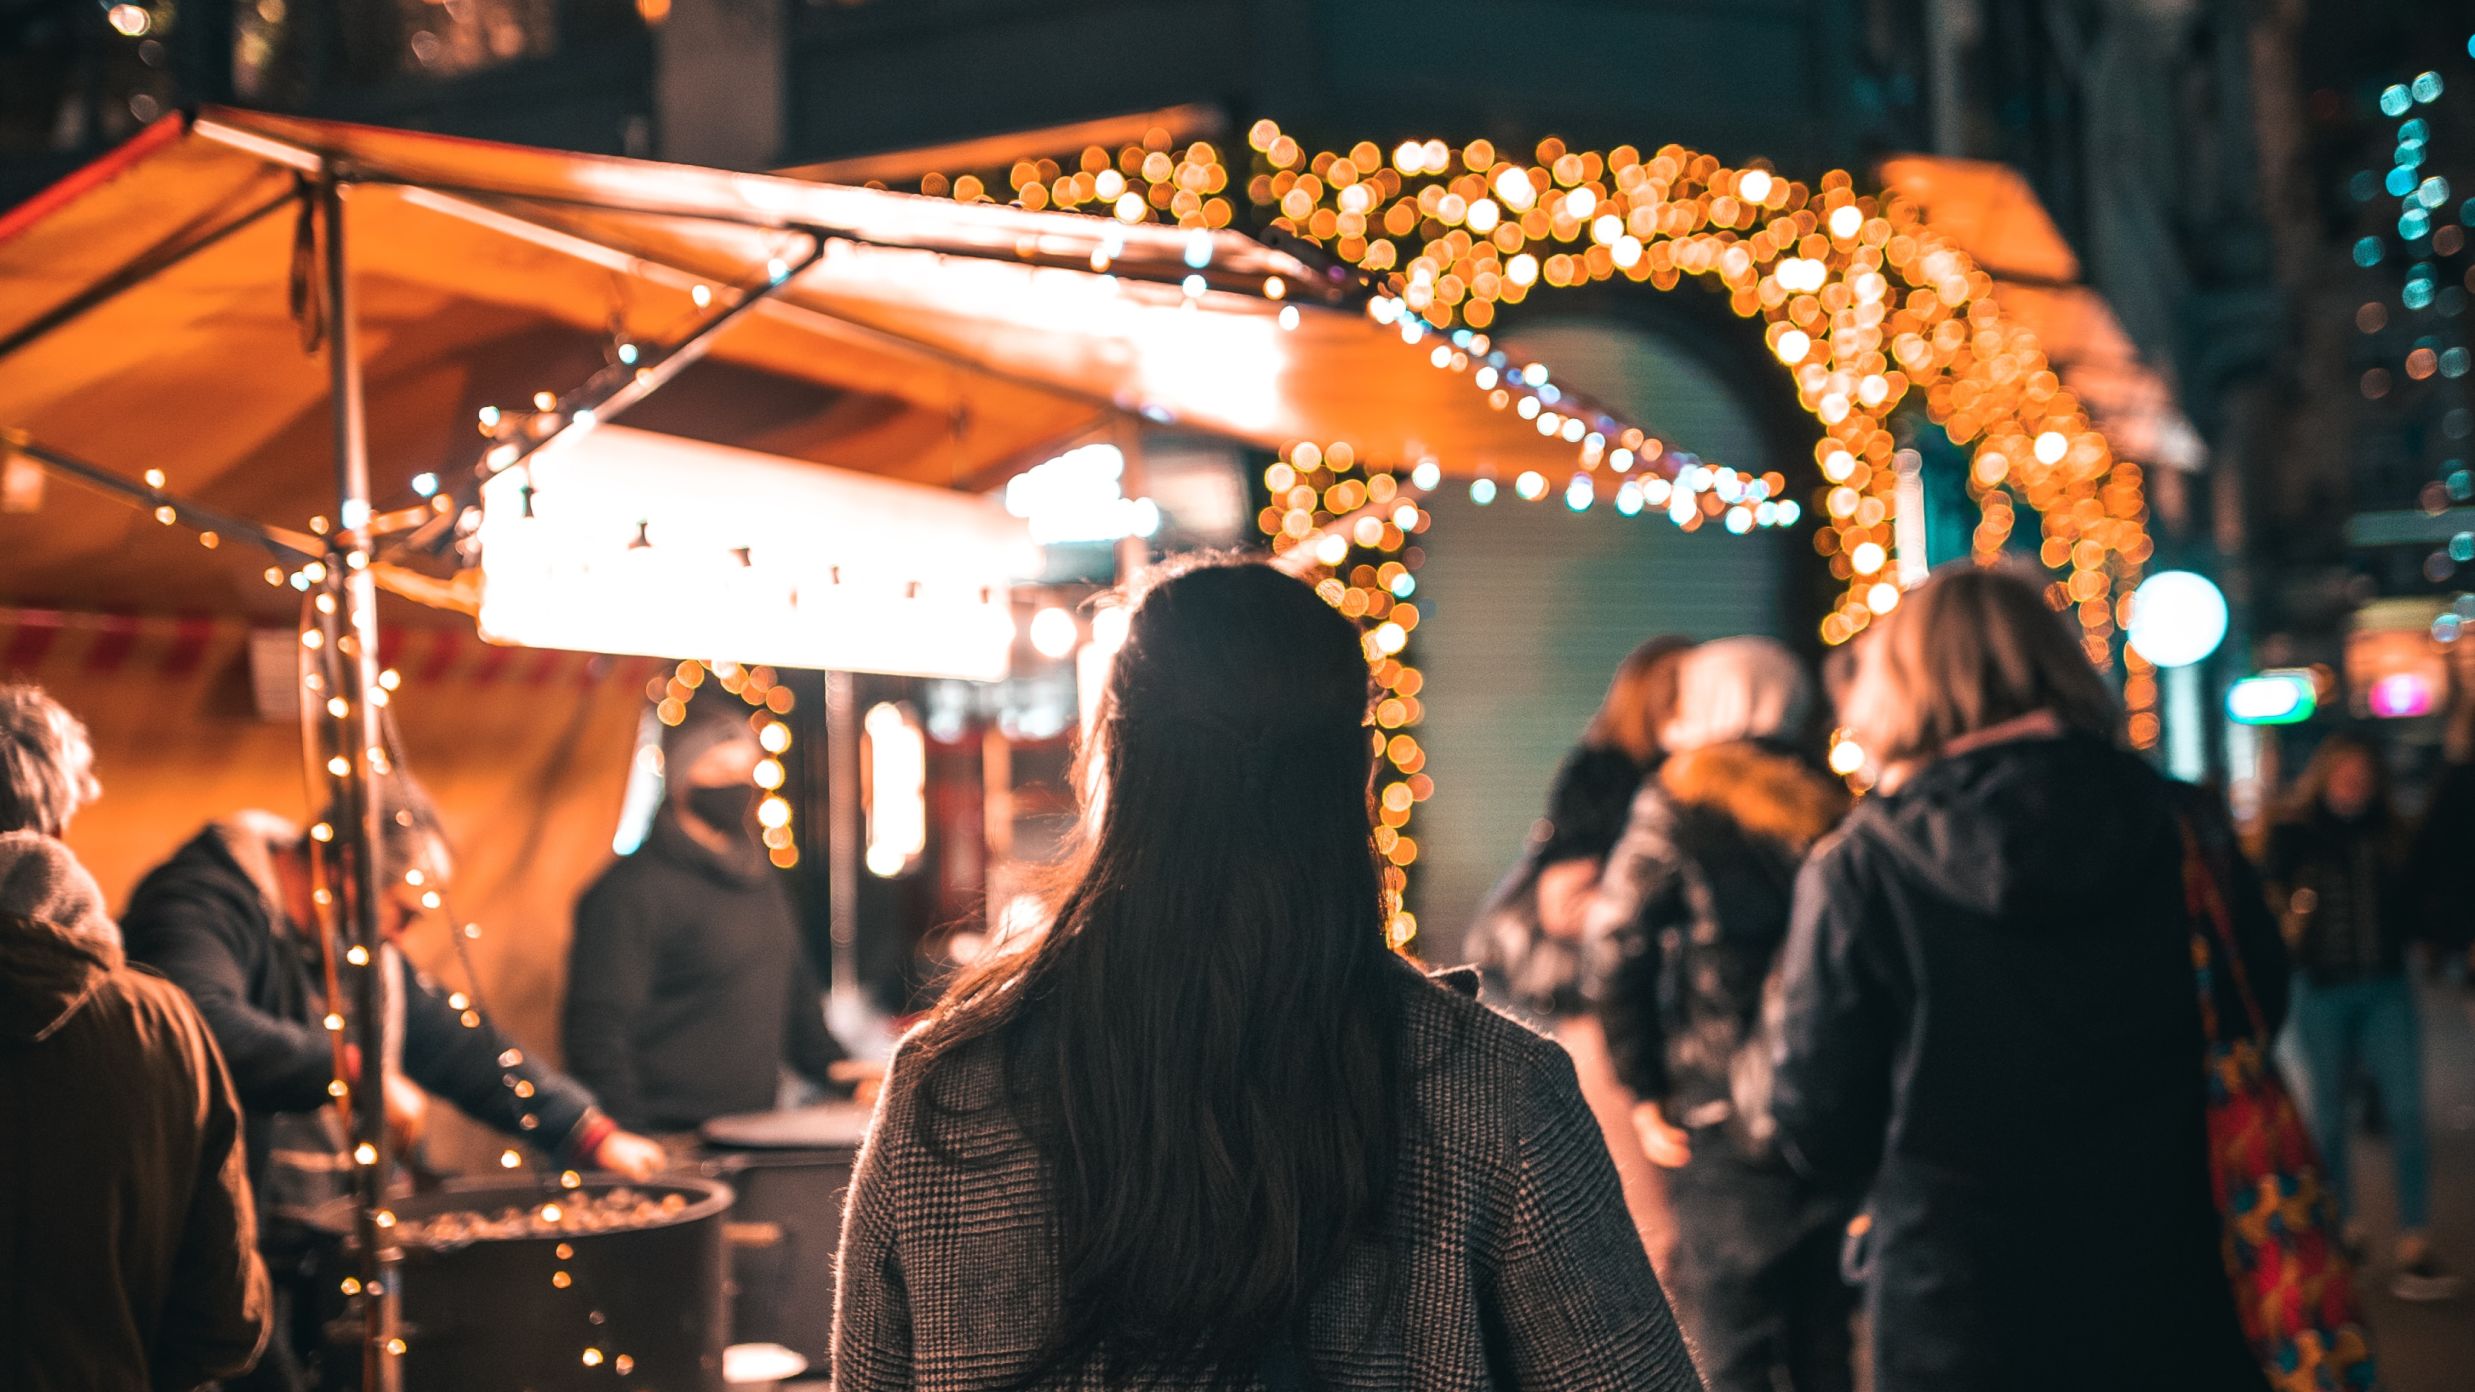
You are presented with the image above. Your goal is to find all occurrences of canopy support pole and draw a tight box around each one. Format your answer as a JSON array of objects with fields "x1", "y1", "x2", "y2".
[
  {"x1": 823, "y1": 671, "x2": 862, "y2": 1011},
  {"x1": 1, "y1": 430, "x2": 322, "y2": 565},
  {"x1": 315, "y1": 171, "x2": 401, "y2": 1392}
]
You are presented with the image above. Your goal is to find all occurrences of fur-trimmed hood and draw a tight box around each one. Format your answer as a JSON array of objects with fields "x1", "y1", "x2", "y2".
[
  {"x1": 1656, "y1": 741, "x2": 1848, "y2": 851},
  {"x1": 0, "y1": 832, "x2": 123, "y2": 1043}
]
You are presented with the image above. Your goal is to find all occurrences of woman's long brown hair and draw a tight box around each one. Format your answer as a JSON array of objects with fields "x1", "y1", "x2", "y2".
[{"x1": 906, "y1": 557, "x2": 1403, "y2": 1387}]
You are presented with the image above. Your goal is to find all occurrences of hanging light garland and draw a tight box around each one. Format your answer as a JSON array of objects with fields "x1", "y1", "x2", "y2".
[
  {"x1": 893, "y1": 121, "x2": 2157, "y2": 664},
  {"x1": 886, "y1": 119, "x2": 2172, "y2": 937},
  {"x1": 1260, "y1": 439, "x2": 1428, "y2": 947},
  {"x1": 648, "y1": 658, "x2": 800, "y2": 869}
]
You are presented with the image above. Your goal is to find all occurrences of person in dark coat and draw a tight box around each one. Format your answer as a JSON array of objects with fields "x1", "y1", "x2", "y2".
[
  {"x1": 120, "y1": 778, "x2": 663, "y2": 1392},
  {"x1": 564, "y1": 700, "x2": 850, "y2": 1135},
  {"x1": 1769, "y1": 566, "x2": 2282, "y2": 1392},
  {"x1": 1, "y1": 685, "x2": 271, "y2": 1392},
  {"x1": 2264, "y1": 732, "x2": 2462, "y2": 1301},
  {"x1": 1466, "y1": 636, "x2": 1694, "y2": 1023},
  {"x1": 1583, "y1": 637, "x2": 1854, "y2": 1392},
  {"x1": 834, "y1": 559, "x2": 1702, "y2": 1390}
]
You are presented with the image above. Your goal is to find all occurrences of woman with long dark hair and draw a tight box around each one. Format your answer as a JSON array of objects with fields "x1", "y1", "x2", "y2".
[{"x1": 832, "y1": 558, "x2": 1700, "y2": 1390}]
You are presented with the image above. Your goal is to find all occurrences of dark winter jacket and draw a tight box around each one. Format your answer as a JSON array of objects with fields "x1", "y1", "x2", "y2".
[
  {"x1": 833, "y1": 961, "x2": 1703, "y2": 1391},
  {"x1": 2265, "y1": 807, "x2": 2421, "y2": 983},
  {"x1": 120, "y1": 816, "x2": 600, "y2": 1222},
  {"x1": 1582, "y1": 741, "x2": 1848, "y2": 1143},
  {"x1": 2408, "y1": 758, "x2": 2475, "y2": 953},
  {"x1": 1, "y1": 832, "x2": 271, "y2": 1391},
  {"x1": 1465, "y1": 745, "x2": 1650, "y2": 1019},
  {"x1": 1768, "y1": 733, "x2": 2281, "y2": 1392},
  {"x1": 564, "y1": 809, "x2": 846, "y2": 1133}
]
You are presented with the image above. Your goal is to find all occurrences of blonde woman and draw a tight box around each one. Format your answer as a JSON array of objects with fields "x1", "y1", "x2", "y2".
[{"x1": 1768, "y1": 566, "x2": 2284, "y2": 1392}]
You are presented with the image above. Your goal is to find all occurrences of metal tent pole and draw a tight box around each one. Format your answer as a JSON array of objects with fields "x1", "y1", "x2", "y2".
[
  {"x1": 317, "y1": 171, "x2": 401, "y2": 1392},
  {"x1": 824, "y1": 671, "x2": 861, "y2": 1010}
]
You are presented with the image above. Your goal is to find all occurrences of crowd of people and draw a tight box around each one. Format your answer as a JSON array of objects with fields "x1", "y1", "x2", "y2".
[{"x1": 2, "y1": 556, "x2": 2468, "y2": 1390}]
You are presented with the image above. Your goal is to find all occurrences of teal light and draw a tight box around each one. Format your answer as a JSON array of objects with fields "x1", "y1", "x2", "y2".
[
  {"x1": 1469, "y1": 477, "x2": 1497, "y2": 506},
  {"x1": 2382, "y1": 84, "x2": 2413, "y2": 117},
  {"x1": 2411, "y1": 71, "x2": 2445, "y2": 104},
  {"x1": 2419, "y1": 176, "x2": 2452, "y2": 209},
  {"x1": 2227, "y1": 672, "x2": 2318, "y2": 727},
  {"x1": 2387, "y1": 166, "x2": 2418, "y2": 196},
  {"x1": 2400, "y1": 208, "x2": 2431, "y2": 242},
  {"x1": 2353, "y1": 236, "x2": 2385, "y2": 268}
]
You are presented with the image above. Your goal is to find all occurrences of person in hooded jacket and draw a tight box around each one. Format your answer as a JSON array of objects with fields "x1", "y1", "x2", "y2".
[
  {"x1": 0, "y1": 685, "x2": 272, "y2": 1391},
  {"x1": 564, "y1": 698, "x2": 852, "y2": 1136},
  {"x1": 2265, "y1": 732, "x2": 2463, "y2": 1301},
  {"x1": 1768, "y1": 566, "x2": 2283, "y2": 1392},
  {"x1": 120, "y1": 770, "x2": 664, "y2": 1392},
  {"x1": 1581, "y1": 637, "x2": 1854, "y2": 1392}
]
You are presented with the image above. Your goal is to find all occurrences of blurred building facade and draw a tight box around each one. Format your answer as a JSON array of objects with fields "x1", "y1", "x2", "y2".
[{"x1": 2242, "y1": 8, "x2": 2473, "y2": 767}]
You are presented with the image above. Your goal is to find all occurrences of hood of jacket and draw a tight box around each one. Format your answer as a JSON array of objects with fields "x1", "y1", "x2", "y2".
[
  {"x1": 1846, "y1": 731, "x2": 2174, "y2": 921},
  {"x1": 140, "y1": 812, "x2": 300, "y2": 933},
  {"x1": 1657, "y1": 741, "x2": 1849, "y2": 852},
  {"x1": 0, "y1": 831, "x2": 124, "y2": 1043}
]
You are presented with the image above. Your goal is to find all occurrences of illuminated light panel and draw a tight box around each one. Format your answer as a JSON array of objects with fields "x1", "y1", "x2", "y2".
[
  {"x1": 2368, "y1": 672, "x2": 2437, "y2": 719},
  {"x1": 476, "y1": 425, "x2": 1029, "y2": 681},
  {"x1": 863, "y1": 702, "x2": 929, "y2": 876},
  {"x1": 2225, "y1": 672, "x2": 2317, "y2": 726}
]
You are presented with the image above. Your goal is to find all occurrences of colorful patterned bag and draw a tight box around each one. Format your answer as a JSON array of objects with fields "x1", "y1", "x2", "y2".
[{"x1": 2181, "y1": 822, "x2": 2379, "y2": 1392}]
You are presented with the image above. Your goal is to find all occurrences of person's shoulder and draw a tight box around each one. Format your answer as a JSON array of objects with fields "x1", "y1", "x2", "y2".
[
  {"x1": 122, "y1": 826, "x2": 259, "y2": 930},
  {"x1": 870, "y1": 1019, "x2": 1020, "y2": 1162},
  {"x1": 93, "y1": 962, "x2": 227, "y2": 1081},
  {"x1": 1394, "y1": 960, "x2": 1577, "y2": 1103},
  {"x1": 573, "y1": 849, "x2": 672, "y2": 915}
]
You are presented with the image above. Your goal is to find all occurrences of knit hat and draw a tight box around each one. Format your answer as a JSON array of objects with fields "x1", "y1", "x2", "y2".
[
  {"x1": 661, "y1": 698, "x2": 758, "y2": 784},
  {"x1": 1659, "y1": 636, "x2": 1814, "y2": 754},
  {"x1": 0, "y1": 831, "x2": 122, "y2": 1042}
]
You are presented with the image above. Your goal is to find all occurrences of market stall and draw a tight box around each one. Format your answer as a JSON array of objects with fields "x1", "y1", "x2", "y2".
[{"x1": 0, "y1": 107, "x2": 1688, "y2": 1391}]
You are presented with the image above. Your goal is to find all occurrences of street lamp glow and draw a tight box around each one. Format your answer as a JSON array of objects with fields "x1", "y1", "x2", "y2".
[
  {"x1": 1029, "y1": 606, "x2": 1078, "y2": 659},
  {"x1": 2126, "y1": 570, "x2": 2228, "y2": 669}
]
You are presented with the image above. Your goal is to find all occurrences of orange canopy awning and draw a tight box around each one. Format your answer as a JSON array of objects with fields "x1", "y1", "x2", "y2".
[
  {"x1": 1879, "y1": 154, "x2": 2204, "y2": 471},
  {"x1": 0, "y1": 108, "x2": 1659, "y2": 621}
]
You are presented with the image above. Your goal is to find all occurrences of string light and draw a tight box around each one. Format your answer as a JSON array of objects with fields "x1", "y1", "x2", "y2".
[
  {"x1": 1261, "y1": 440, "x2": 1428, "y2": 945},
  {"x1": 896, "y1": 125, "x2": 2155, "y2": 723}
]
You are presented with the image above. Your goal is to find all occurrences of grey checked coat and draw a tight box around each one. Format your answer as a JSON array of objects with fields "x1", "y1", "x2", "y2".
[{"x1": 832, "y1": 960, "x2": 1703, "y2": 1390}]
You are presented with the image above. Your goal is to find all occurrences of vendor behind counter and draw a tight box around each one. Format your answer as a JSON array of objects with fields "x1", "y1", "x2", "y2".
[{"x1": 564, "y1": 700, "x2": 850, "y2": 1134}]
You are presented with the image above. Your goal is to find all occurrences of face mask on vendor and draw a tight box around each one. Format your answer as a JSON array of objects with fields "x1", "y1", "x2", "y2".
[{"x1": 684, "y1": 781, "x2": 760, "y2": 834}]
